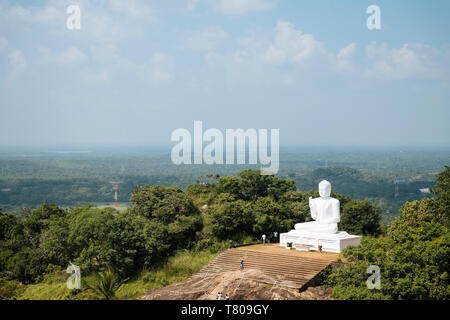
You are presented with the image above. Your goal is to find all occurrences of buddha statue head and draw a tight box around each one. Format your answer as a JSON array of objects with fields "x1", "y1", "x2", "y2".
[{"x1": 318, "y1": 180, "x2": 331, "y2": 198}]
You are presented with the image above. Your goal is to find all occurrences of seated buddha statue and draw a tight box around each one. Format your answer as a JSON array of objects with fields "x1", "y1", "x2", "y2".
[{"x1": 294, "y1": 180, "x2": 340, "y2": 234}]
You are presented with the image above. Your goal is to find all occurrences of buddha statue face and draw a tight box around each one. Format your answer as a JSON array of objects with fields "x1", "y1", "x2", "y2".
[{"x1": 318, "y1": 180, "x2": 331, "y2": 198}]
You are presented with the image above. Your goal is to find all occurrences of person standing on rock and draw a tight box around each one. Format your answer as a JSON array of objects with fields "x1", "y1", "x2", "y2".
[
  {"x1": 240, "y1": 259, "x2": 244, "y2": 270},
  {"x1": 217, "y1": 292, "x2": 222, "y2": 300},
  {"x1": 262, "y1": 234, "x2": 266, "y2": 245},
  {"x1": 225, "y1": 294, "x2": 230, "y2": 300}
]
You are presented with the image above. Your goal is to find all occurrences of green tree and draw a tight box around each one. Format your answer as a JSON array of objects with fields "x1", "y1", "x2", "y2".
[
  {"x1": 251, "y1": 197, "x2": 293, "y2": 235},
  {"x1": 0, "y1": 210, "x2": 17, "y2": 241},
  {"x1": 0, "y1": 277, "x2": 24, "y2": 300},
  {"x1": 205, "y1": 196, "x2": 253, "y2": 240},
  {"x1": 129, "y1": 185, "x2": 202, "y2": 253},
  {"x1": 216, "y1": 176, "x2": 241, "y2": 197},
  {"x1": 340, "y1": 199, "x2": 382, "y2": 236},
  {"x1": 216, "y1": 170, "x2": 295, "y2": 201},
  {"x1": 84, "y1": 268, "x2": 127, "y2": 300},
  {"x1": 67, "y1": 207, "x2": 159, "y2": 277},
  {"x1": 326, "y1": 167, "x2": 450, "y2": 300}
]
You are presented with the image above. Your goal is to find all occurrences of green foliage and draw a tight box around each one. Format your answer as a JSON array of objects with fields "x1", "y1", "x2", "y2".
[
  {"x1": 129, "y1": 185, "x2": 202, "y2": 253},
  {"x1": 204, "y1": 170, "x2": 381, "y2": 241},
  {"x1": 17, "y1": 248, "x2": 222, "y2": 300},
  {"x1": 0, "y1": 168, "x2": 386, "y2": 299},
  {"x1": 326, "y1": 167, "x2": 450, "y2": 300},
  {"x1": 0, "y1": 200, "x2": 185, "y2": 283},
  {"x1": 84, "y1": 268, "x2": 127, "y2": 300},
  {"x1": 0, "y1": 277, "x2": 24, "y2": 300},
  {"x1": 216, "y1": 176, "x2": 241, "y2": 196},
  {"x1": 130, "y1": 185, "x2": 197, "y2": 219},
  {"x1": 340, "y1": 199, "x2": 382, "y2": 236},
  {"x1": 217, "y1": 170, "x2": 295, "y2": 201},
  {"x1": 432, "y1": 165, "x2": 450, "y2": 200},
  {"x1": 204, "y1": 196, "x2": 253, "y2": 239},
  {"x1": 140, "y1": 249, "x2": 222, "y2": 288},
  {"x1": 0, "y1": 210, "x2": 17, "y2": 241},
  {"x1": 185, "y1": 180, "x2": 217, "y2": 206},
  {"x1": 206, "y1": 170, "x2": 308, "y2": 239},
  {"x1": 68, "y1": 208, "x2": 160, "y2": 277},
  {"x1": 252, "y1": 197, "x2": 291, "y2": 235}
]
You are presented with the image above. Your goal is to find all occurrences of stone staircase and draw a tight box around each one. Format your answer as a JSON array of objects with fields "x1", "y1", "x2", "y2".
[{"x1": 193, "y1": 247, "x2": 334, "y2": 291}]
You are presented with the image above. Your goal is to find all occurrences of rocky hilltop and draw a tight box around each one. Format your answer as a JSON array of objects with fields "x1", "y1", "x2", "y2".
[{"x1": 140, "y1": 268, "x2": 333, "y2": 300}]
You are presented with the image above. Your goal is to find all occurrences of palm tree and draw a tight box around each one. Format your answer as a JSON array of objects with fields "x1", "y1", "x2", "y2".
[{"x1": 85, "y1": 268, "x2": 127, "y2": 300}]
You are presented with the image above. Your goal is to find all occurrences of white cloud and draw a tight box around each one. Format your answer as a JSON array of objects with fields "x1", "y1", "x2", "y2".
[
  {"x1": 337, "y1": 43, "x2": 356, "y2": 60},
  {"x1": 34, "y1": 6, "x2": 65, "y2": 26},
  {"x1": 261, "y1": 21, "x2": 321, "y2": 64},
  {"x1": 84, "y1": 71, "x2": 111, "y2": 84},
  {"x1": 109, "y1": 0, "x2": 157, "y2": 21},
  {"x1": 0, "y1": 1, "x2": 157, "y2": 44},
  {"x1": 9, "y1": 5, "x2": 32, "y2": 19},
  {"x1": 334, "y1": 42, "x2": 356, "y2": 72},
  {"x1": 365, "y1": 41, "x2": 388, "y2": 59},
  {"x1": 0, "y1": 36, "x2": 8, "y2": 53},
  {"x1": 364, "y1": 42, "x2": 441, "y2": 80},
  {"x1": 0, "y1": 3, "x2": 63, "y2": 28},
  {"x1": 8, "y1": 50, "x2": 27, "y2": 73},
  {"x1": 199, "y1": 21, "x2": 327, "y2": 88},
  {"x1": 5, "y1": 49, "x2": 27, "y2": 83},
  {"x1": 261, "y1": 45, "x2": 285, "y2": 64},
  {"x1": 59, "y1": 47, "x2": 88, "y2": 65},
  {"x1": 187, "y1": 0, "x2": 201, "y2": 11},
  {"x1": 150, "y1": 53, "x2": 174, "y2": 83},
  {"x1": 181, "y1": 26, "x2": 230, "y2": 52},
  {"x1": 216, "y1": 0, "x2": 275, "y2": 15}
]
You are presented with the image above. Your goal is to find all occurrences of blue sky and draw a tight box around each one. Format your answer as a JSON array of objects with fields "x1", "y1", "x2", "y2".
[{"x1": 0, "y1": 0, "x2": 449, "y2": 147}]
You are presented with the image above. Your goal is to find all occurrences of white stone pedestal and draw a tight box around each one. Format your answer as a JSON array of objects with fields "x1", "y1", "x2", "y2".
[{"x1": 280, "y1": 230, "x2": 361, "y2": 253}]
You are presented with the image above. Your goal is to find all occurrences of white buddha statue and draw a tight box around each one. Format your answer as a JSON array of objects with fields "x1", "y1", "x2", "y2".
[
  {"x1": 281, "y1": 180, "x2": 360, "y2": 252},
  {"x1": 294, "y1": 180, "x2": 340, "y2": 234}
]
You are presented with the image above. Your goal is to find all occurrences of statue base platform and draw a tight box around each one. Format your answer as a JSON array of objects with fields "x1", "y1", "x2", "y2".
[{"x1": 280, "y1": 230, "x2": 361, "y2": 253}]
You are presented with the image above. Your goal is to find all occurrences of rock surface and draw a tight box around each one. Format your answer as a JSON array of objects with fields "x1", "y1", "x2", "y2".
[{"x1": 140, "y1": 269, "x2": 333, "y2": 300}]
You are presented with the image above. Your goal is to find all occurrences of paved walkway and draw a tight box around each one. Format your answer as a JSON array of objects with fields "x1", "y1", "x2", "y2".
[{"x1": 237, "y1": 243, "x2": 339, "y2": 262}]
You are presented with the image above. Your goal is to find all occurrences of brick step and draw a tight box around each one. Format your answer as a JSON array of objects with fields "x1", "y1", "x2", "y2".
[
  {"x1": 206, "y1": 255, "x2": 329, "y2": 271},
  {"x1": 197, "y1": 266, "x2": 314, "y2": 281},
  {"x1": 233, "y1": 249, "x2": 334, "y2": 263},
  {"x1": 192, "y1": 248, "x2": 333, "y2": 290},
  {"x1": 214, "y1": 251, "x2": 329, "y2": 264},
  {"x1": 210, "y1": 256, "x2": 329, "y2": 271},
  {"x1": 203, "y1": 262, "x2": 322, "y2": 274},
  {"x1": 220, "y1": 251, "x2": 331, "y2": 267}
]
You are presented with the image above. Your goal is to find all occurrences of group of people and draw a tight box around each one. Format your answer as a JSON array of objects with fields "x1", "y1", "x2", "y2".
[
  {"x1": 262, "y1": 231, "x2": 278, "y2": 245},
  {"x1": 216, "y1": 292, "x2": 230, "y2": 300}
]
